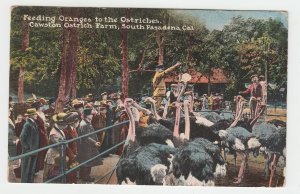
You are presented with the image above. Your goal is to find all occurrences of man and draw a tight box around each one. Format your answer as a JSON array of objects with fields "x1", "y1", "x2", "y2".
[
  {"x1": 20, "y1": 108, "x2": 39, "y2": 183},
  {"x1": 77, "y1": 108, "x2": 102, "y2": 182},
  {"x1": 239, "y1": 74, "x2": 263, "y2": 118},
  {"x1": 152, "y1": 62, "x2": 182, "y2": 109},
  {"x1": 31, "y1": 101, "x2": 49, "y2": 173}
]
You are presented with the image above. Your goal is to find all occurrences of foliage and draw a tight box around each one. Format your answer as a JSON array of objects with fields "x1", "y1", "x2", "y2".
[{"x1": 9, "y1": 7, "x2": 287, "y2": 102}]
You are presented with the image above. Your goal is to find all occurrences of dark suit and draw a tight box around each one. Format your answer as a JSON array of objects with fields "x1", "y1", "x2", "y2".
[
  {"x1": 77, "y1": 119, "x2": 103, "y2": 179},
  {"x1": 20, "y1": 118, "x2": 39, "y2": 183}
]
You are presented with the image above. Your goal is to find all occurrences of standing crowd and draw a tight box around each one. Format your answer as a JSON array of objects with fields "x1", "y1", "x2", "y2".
[{"x1": 8, "y1": 92, "x2": 126, "y2": 183}]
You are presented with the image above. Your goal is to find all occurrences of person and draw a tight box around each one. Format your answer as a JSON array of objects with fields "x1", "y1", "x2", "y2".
[
  {"x1": 259, "y1": 75, "x2": 267, "y2": 106},
  {"x1": 163, "y1": 84, "x2": 177, "y2": 118},
  {"x1": 77, "y1": 108, "x2": 103, "y2": 182},
  {"x1": 86, "y1": 93, "x2": 94, "y2": 103},
  {"x1": 208, "y1": 94, "x2": 214, "y2": 110},
  {"x1": 91, "y1": 101, "x2": 106, "y2": 148},
  {"x1": 213, "y1": 93, "x2": 220, "y2": 110},
  {"x1": 43, "y1": 112, "x2": 67, "y2": 182},
  {"x1": 103, "y1": 100, "x2": 115, "y2": 153},
  {"x1": 63, "y1": 112, "x2": 80, "y2": 184},
  {"x1": 152, "y1": 62, "x2": 182, "y2": 109},
  {"x1": 8, "y1": 108, "x2": 16, "y2": 157},
  {"x1": 100, "y1": 92, "x2": 108, "y2": 105},
  {"x1": 13, "y1": 114, "x2": 26, "y2": 178},
  {"x1": 19, "y1": 108, "x2": 39, "y2": 183},
  {"x1": 193, "y1": 99, "x2": 201, "y2": 111},
  {"x1": 239, "y1": 74, "x2": 263, "y2": 118},
  {"x1": 46, "y1": 156, "x2": 68, "y2": 183},
  {"x1": 202, "y1": 94, "x2": 208, "y2": 110},
  {"x1": 31, "y1": 101, "x2": 49, "y2": 173}
]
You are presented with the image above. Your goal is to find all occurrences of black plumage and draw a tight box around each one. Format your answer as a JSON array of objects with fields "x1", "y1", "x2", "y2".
[
  {"x1": 117, "y1": 143, "x2": 176, "y2": 185},
  {"x1": 158, "y1": 117, "x2": 230, "y2": 142},
  {"x1": 252, "y1": 122, "x2": 286, "y2": 154},
  {"x1": 136, "y1": 121, "x2": 174, "y2": 146},
  {"x1": 171, "y1": 138, "x2": 225, "y2": 185}
]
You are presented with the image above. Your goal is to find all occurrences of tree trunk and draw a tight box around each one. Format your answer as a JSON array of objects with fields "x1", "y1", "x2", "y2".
[
  {"x1": 156, "y1": 14, "x2": 168, "y2": 66},
  {"x1": 121, "y1": 9, "x2": 130, "y2": 98},
  {"x1": 68, "y1": 8, "x2": 78, "y2": 99},
  {"x1": 156, "y1": 30, "x2": 164, "y2": 66},
  {"x1": 18, "y1": 20, "x2": 29, "y2": 103},
  {"x1": 55, "y1": 8, "x2": 70, "y2": 113}
]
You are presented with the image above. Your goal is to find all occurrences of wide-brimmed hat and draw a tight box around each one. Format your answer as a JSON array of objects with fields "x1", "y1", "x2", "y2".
[
  {"x1": 26, "y1": 98, "x2": 35, "y2": 104},
  {"x1": 52, "y1": 112, "x2": 67, "y2": 125},
  {"x1": 101, "y1": 92, "x2": 107, "y2": 96},
  {"x1": 39, "y1": 98, "x2": 48, "y2": 105},
  {"x1": 251, "y1": 74, "x2": 258, "y2": 79},
  {"x1": 24, "y1": 108, "x2": 37, "y2": 116},
  {"x1": 64, "y1": 112, "x2": 80, "y2": 125},
  {"x1": 87, "y1": 93, "x2": 93, "y2": 98}
]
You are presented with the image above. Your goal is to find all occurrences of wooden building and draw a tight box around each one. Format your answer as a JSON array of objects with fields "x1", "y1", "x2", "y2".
[{"x1": 164, "y1": 68, "x2": 229, "y2": 97}]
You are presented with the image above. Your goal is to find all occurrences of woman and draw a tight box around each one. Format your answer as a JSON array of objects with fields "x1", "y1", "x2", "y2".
[
  {"x1": 43, "y1": 112, "x2": 67, "y2": 182},
  {"x1": 63, "y1": 112, "x2": 80, "y2": 184}
]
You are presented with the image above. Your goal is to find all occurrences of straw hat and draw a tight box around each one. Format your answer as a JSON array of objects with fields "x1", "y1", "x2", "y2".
[{"x1": 24, "y1": 108, "x2": 37, "y2": 116}]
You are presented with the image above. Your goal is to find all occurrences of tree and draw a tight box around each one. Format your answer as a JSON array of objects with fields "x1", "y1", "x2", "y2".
[
  {"x1": 17, "y1": 14, "x2": 29, "y2": 103},
  {"x1": 55, "y1": 8, "x2": 78, "y2": 113},
  {"x1": 121, "y1": 9, "x2": 130, "y2": 98}
]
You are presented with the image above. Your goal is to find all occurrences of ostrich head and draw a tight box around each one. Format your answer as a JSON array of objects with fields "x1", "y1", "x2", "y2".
[
  {"x1": 150, "y1": 164, "x2": 168, "y2": 184},
  {"x1": 144, "y1": 97, "x2": 156, "y2": 104},
  {"x1": 143, "y1": 97, "x2": 161, "y2": 120},
  {"x1": 218, "y1": 130, "x2": 228, "y2": 140},
  {"x1": 124, "y1": 98, "x2": 136, "y2": 142}
]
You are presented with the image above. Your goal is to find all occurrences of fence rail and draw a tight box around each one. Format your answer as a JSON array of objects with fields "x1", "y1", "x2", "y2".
[{"x1": 9, "y1": 120, "x2": 129, "y2": 183}]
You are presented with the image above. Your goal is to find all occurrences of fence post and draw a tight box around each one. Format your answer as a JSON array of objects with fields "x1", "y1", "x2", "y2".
[{"x1": 60, "y1": 140, "x2": 67, "y2": 183}]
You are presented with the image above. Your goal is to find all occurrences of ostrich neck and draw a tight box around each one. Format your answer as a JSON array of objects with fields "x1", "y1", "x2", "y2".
[
  {"x1": 124, "y1": 104, "x2": 135, "y2": 142},
  {"x1": 150, "y1": 101, "x2": 161, "y2": 120},
  {"x1": 230, "y1": 100, "x2": 244, "y2": 128},
  {"x1": 173, "y1": 104, "x2": 180, "y2": 138},
  {"x1": 184, "y1": 101, "x2": 190, "y2": 140}
]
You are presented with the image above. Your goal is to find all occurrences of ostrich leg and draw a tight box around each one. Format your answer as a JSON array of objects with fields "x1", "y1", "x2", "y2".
[
  {"x1": 233, "y1": 152, "x2": 248, "y2": 184},
  {"x1": 232, "y1": 151, "x2": 237, "y2": 174},
  {"x1": 268, "y1": 154, "x2": 278, "y2": 187},
  {"x1": 263, "y1": 151, "x2": 271, "y2": 180}
]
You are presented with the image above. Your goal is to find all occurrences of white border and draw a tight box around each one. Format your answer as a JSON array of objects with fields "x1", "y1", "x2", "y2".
[{"x1": 1, "y1": 0, "x2": 300, "y2": 194}]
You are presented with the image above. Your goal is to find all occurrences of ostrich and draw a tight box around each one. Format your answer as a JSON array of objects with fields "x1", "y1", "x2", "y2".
[
  {"x1": 170, "y1": 137, "x2": 226, "y2": 186},
  {"x1": 252, "y1": 122, "x2": 286, "y2": 186},
  {"x1": 218, "y1": 126, "x2": 261, "y2": 184},
  {"x1": 143, "y1": 96, "x2": 230, "y2": 143},
  {"x1": 116, "y1": 98, "x2": 176, "y2": 185}
]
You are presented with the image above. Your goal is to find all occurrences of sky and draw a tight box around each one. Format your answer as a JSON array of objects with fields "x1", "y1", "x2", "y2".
[{"x1": 175, "y1": 9, "x2": 288, "y2": 31}]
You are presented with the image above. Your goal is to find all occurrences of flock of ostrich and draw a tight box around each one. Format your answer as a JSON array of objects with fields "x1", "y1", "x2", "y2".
[{"x1": 115, "y1": 73, "x2": 286, "y2": 187}]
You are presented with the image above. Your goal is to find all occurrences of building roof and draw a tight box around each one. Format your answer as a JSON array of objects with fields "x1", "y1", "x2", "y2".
[{"x1": 164, "y1": 68, "x2": 229, "y2": 84}]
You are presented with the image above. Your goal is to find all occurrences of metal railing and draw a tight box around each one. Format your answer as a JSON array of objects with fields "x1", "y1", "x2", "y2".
[{"x1": 8, "y1": 120, "x2": 129, "y2": 183}]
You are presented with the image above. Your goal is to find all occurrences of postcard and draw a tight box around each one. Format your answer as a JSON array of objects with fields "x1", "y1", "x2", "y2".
[{"x1": 8, "y1": 6, "x2": 287, "y2": 187}]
